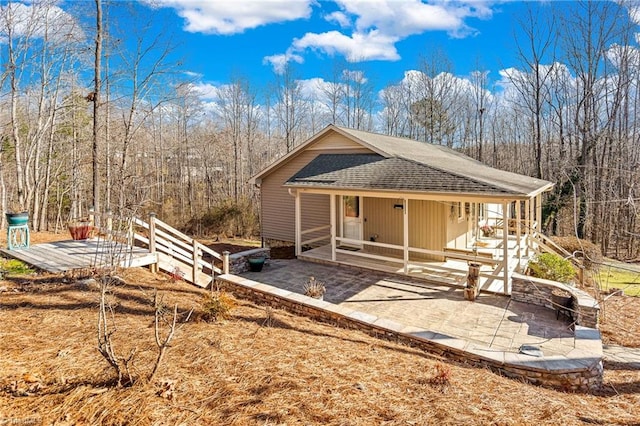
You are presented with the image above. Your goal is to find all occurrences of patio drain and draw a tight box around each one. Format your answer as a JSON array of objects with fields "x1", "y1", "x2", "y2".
[{"x1": 519, "y1": 345, "x2": 544, "y2": 357}]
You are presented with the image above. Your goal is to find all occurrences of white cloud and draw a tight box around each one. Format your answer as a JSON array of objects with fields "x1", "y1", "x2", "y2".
[
  {"x1": 336, "y1": 0, "x2": 472, "y2": 37},
  {"x1": 189, "y1": 82, "x2": 220, "y2": 101},
  {"x1": 183, "y1": 71, "x2": 203, "y2": 78},
  {"x1": 265, "y1": 0, "x2": 496, "y2": 71},
  {"x1": 263, "y1": 52, "x2": 305, "y2": 74},
  {"x1": 627, "y1": 4, "x2": 640, "y2": 24},
  {"x1": 293, "y1": 29, "x2": 400, "y2": 62},
  {"x1": 325, "y1": 11, "x2": 350, "y2": 27},
  {"x1": 298, "y1": 77, "x2": 331, "y2": 100},
  {"x1": 0, "y1": 2, "x2": 84, "y2": 44},
  {"x1": 147, "y1": 0, "x2": 313, "y2": 35},
  {"x1": 606, "y1": 43, "x2": 640, "y2": 71}
]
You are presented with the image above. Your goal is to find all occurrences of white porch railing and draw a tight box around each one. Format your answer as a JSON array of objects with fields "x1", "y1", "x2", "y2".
[
  {"x1": 301, "y1": 224, "x2": 331, "y2": 246},
  {"x1": 334, "y1": 236, "x2": 503, "y2": 271}
]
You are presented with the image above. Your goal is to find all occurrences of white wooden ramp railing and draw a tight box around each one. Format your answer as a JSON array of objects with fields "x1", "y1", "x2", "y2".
[{"x1": 131, "y1": 214, "x2": 224, "y2": 288}]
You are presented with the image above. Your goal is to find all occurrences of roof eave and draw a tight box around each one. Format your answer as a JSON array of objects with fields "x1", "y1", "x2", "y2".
[
  {"x1": 284, "y1": 183, "x2": 537, "y2": 200},
  {"x1": 524, "y1": 182, "x2": 555, "y2": 198}
]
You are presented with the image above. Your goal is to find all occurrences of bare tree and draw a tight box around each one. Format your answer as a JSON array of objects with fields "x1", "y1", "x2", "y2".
[
  {"x1": 216, "y1": 76, "x2": 256, "y2": 202},
  {"x1": 92, "y1": 0, "x2": 102, "y2": 217},
  {"x1": 272, "y1": 63, "x2": 307, "y2": 152},
  {"x1": 507, "y1": 5, "x2": 556, "y2": 179}
]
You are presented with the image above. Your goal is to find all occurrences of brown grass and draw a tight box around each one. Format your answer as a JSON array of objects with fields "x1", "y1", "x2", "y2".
[
  {"x1": 598, "y1": 293, "x2": 640, "y2": 348},
  {"x1": 0, "y1": 235, "x2": 639, "y2": 424}
]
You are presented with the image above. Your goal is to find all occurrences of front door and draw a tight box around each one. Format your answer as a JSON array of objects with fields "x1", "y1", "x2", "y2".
[{"x1": 342, "y1": 195, "x2": 362, "y2": 248}]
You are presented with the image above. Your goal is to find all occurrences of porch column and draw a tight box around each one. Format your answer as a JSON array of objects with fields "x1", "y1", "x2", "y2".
[
  {"x1": 403, "y1": 198, "x2": 409, "y2": 274},
  {"x1": 502, "y1": 201, "x2": 510, "y2": 294},
  {"x1": 535, "y1": 194, "x2": 542, "y2": 233},
  {"x1": 515, "y1": 200, "x2": 522, "y2": 261},
  {"x1": 524, "y1": 198, "x2": 531, "y2": 256},
  {"x1": 294, "y1": 190, "x2": 301, "y2": 256},
  {"x1": 330, "y1": 194, "x2": 336, "y2": 261}
]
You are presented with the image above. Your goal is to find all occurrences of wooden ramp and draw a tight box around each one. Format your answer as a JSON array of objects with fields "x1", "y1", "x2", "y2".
[
  {"x1": 0, "y1": 213, "x2": 223, "y2": 289},
  {"x1": 130, "y1": 215, "x2": 223, "y2": 288},
  {"x1": 156, "y1": 252, "x2": 214, "y2": 288},
  {"x1": 0, "y1": 239, "x2": 157, "y2": 273}
]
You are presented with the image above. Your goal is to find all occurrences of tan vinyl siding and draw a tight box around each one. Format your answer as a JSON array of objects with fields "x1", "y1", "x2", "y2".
[
  {"x1": 362, "y1": 197, "x2": 403, "y2": 257},
  {"x1": 260, "y1": 133, "x2": 373, "y2": 243},
  {"x1": 307, "y1": 132, "x2": 364, "y2": 151},
  {"x1": 409, "y1": 200, "x2": 447, "y2": 261},
  {"x1": 300, "y1": 193, "x2": 331, "y2": 247},
  {"x1": 446, "y1": 202, "x2": 471, "y2": 248}
]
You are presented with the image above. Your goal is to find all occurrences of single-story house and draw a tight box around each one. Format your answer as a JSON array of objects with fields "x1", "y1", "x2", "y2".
[{"x1": 251, "y1": 124, "x2": 554, "y2": 294}]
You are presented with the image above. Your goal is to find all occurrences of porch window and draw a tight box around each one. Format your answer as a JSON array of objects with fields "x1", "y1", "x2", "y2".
[
  {"x1": 457, "y1": 202, "x2": 464, "y2": 222},
  {"x1": 344, "y1": 196, "x2": 359, "y2": 217}
]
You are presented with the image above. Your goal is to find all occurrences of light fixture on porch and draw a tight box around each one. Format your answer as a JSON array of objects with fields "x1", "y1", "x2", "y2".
[{"x1": 393, "y1": 203, "x2": 404, "y2": 210}]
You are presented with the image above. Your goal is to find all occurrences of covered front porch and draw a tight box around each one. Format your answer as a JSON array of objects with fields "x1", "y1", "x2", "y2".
[
  {"x1": 299, "y1": 235, "x2": 527, "y2": 294},
  {"x1": 293, "y1": 189, "x2": 544, "y2": 295}
]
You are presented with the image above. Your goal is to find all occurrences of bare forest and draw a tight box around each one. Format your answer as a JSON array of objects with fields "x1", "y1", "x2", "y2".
[{"x1": 1, "y1": 1, "x2": 639, "y2": 259}]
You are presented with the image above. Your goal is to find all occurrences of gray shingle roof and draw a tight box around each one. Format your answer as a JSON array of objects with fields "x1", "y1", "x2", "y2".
[
  {"x1": 286, "y1": 154, "x2": 514, "y2": 195},
  {"x1": 253, "y1": 124, "x2": 553, "y2": 197},
  {"x1": 331, "y1": 126, "x2": 552, "y2": 196}
]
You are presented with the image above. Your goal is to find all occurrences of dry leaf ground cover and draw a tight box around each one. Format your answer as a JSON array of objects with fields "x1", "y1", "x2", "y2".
[{"x1": 0, "y1": 233, "x2": 639, "y2": 425}]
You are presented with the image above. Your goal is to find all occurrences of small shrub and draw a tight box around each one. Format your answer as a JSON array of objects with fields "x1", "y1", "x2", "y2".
[
  {"x1": 417, "y1": 362, "x2": 451, "y2": 390},
  {"x1": 528, "y1": 253, "x2": 576, "y2": 284},
  {"x1": 199, "y1": 291, "x2": 236, "y2": 322},
  {"x1": 303, "y1": 276, "x2": 326, "y2": 298},
  {"x1": 0, "y1": 258, "x2": 34, "y2": 275},
  {"x1": 430, "y1": 363, "x2": 451, "y2": 385}
]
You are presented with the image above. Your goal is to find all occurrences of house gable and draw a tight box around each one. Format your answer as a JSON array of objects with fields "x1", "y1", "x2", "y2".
[
  {"x1": 258, "y1": 129, "x2": 375, "y2": 243},
  {"x1": 251, "y1": 125, "x2": 379, "y2": 185}
]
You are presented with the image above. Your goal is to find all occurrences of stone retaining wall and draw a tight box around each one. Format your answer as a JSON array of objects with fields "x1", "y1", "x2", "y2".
[
  {"x1": 228, "y1": 248, "x2": 271, "y2": 274},
  {"x1": 511, "y1": 273, "x2": 599, "y2": 328},
  {"x1": 216, "y1": 274, "x2": 603, "y2": 392}
]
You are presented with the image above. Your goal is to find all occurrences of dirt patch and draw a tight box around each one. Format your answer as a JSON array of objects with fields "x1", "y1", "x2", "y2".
[
  {"x1": 269, "y1": 245, "x2": 295, "y2": 259},
  {"x1": 0, "y1": 230, "x2": 67, "y2": 247},
  {"x1": 199, "y1": 237, "x2": 260, "y2": 255},
  {"x1": 201, "y1": 238, "x2": 294, "y2": 259}
]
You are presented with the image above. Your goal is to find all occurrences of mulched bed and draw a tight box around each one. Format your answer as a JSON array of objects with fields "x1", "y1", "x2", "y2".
[
  {"x1": 1, "y1": 233, "x2": 640, "y2": 423},
  {"x1": 1, "y1": 267, "x2": 639, "y2": 425}
]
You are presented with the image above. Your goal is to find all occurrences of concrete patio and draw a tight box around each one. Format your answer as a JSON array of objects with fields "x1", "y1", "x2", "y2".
[
  {"x1": 240, "y1": 258, "x2": 577, "y2": 358},
  {"x1": 217, "y1": 256, "x2": 603, "y2": 389}
]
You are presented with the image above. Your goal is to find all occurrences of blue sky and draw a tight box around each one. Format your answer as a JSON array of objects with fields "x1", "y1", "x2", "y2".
[
  {"x1": 131, "y1": 1, "x2": 554, "y2": 94},
  {"x1": 4, "y1": 0, "x2": 637, "y2": 111}
]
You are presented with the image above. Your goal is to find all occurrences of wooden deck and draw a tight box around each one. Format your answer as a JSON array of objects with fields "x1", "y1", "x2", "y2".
[{"x1": 0, "y1": 239, "x2": 157, "y2": 273}]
